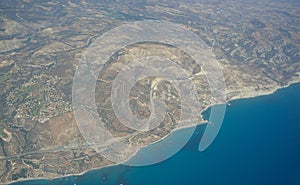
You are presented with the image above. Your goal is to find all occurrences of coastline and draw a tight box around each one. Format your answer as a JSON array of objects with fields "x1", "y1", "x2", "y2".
[{"x1": 7, "y1": 79, "x2": 300, "y2": 185}]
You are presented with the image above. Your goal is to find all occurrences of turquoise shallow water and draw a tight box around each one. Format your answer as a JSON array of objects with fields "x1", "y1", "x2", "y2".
[{"x1": 12, "y1": 83, "x2": 300, "y2": 185}]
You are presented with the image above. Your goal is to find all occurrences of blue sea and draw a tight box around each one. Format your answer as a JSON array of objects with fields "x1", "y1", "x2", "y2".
[{"x1": 12, "y1": 83, "x2": 300, "y2": 185}]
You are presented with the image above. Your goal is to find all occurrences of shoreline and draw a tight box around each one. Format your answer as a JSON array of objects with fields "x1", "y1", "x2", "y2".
[{"x1": 6, "y1": 80, "x2": 300, "y2": 185}]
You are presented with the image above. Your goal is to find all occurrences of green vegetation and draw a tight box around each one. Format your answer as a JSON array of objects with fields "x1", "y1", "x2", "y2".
[
  {"x1": 15, "y1": 85, "x2": 35, "y2": 97},
  {"x1": 0, "y1": 126, "x2": 8, "y2": 139},
  {"x1": 33, "y1": 95, "x2": 46, "y2": 117},
  {"x1": 0, "y1": 72, "x2": 12, "y2": 83},
  {"x1": 32, "y1": 100, "x2": 44, "y2": 117}
]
